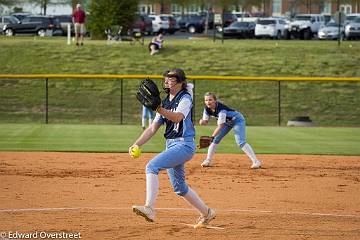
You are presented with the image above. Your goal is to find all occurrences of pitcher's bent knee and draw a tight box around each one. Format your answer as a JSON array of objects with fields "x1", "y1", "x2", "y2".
[{"x1": 145, "y1": 162, "x2": 160, "y2": 175}]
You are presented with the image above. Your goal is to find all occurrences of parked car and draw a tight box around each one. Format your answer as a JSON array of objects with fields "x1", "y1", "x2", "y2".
[
  {"x1": 232, "y1": 12, "x2": 251, "y2": 21},
  {"x1": 345, "y1": 13, "x2": 360, "y2": 25},
  {"x1": 221, "y1": 21, "x2": 256, "y2": 38},
  {"x1": 255, "y1": 17, "x2": 287, "y2": 39},
  {"x1": 0, "y1": 16, "x2": 20, "y2": 34},
  {"x1": 345, "y1": 16, "x2": 360, "y2": 40},
  {"x1": 160, "y1": 14, "x2": 178, "y2": 34},
  {"x1": 317, "y1": 21, "x2": 345, "y2": 40},
  {"x1": 10, "y1": 12, "x2": 31, "y2": 21},
  {"x1": 55, "y1": 14, "x2": 74, "y2": 36},
  {"x1": 222, "y1": 13, "x2": 238, "y2": 27},
  {"x1": 199, "y1": 11, "x2": 214, "y2": 29},
  {"x1": 132, "y1": 15, "x2": 153, "y2": 35},
  {"x1": 148, "y1": 14, "x2": 169, "y2": 34},
  {"x1": 323, "y1": 14, "x2": 332, "y2": 24},
  {"x1": 3, "y1": 15, "x2": 63, "y2": 36},
  {"x1": 285, "y1": 14, "x2": 325, "y2": 39},
  {"x1": 177, "y1": 15, "x2": 205, "y2": 33}
]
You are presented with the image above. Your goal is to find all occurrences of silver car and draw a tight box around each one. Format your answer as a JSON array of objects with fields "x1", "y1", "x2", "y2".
[
  {"x1": 345, "y1": 17, "x2": 360, "y2": 40},
  {"x1": 0, "y1": 16, "x2": 20, "y2": 34},
  {"x1": 318, "y1": 21, "x2": 344, "y2": 40}
]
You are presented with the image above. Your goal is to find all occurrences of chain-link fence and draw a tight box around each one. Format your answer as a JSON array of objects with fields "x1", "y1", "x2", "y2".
[{"x1": 1, "y1": 75, "x2": 359, "y2": 126}]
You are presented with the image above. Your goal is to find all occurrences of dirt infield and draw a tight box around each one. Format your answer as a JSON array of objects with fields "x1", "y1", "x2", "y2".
[{"x1": 0, "y1": 152, "x2": 359, "y2": 240}]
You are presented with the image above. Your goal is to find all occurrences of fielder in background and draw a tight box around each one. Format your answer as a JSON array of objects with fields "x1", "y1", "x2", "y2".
[
  {"x1": 129, "y1": 68, "x2": 216, "y2": 225},
  {"x1": 199, "y1": 92, "x2": 262, "y2": 169},
  {"x1": 141, "y1": 106, "x2": 155, "y2": 130},
  {"x1": 72, "y1": 3, "x2": 86, "y2": 46}
]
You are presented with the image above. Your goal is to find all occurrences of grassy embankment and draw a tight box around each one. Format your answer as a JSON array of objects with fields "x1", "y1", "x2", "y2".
[{"x1": 0, "y1": 37, "x2": 359, "y2": 154}]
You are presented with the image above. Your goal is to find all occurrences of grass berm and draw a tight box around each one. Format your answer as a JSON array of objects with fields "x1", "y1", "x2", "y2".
[{"x1": 0, "y1": 37, "x2": 359, "y2": 126}]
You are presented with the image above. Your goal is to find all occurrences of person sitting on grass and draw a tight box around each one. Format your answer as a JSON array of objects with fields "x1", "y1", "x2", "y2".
[{"x1": 148, "y1": 32, "x2": 164, "y2": 55}]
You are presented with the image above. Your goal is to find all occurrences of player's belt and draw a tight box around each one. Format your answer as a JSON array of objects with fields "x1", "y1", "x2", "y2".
[
  {"x1": 166, "y1": 137, "x2": 194, "y2": 143},
  {"x1": 226, "y1": 116, "x2": 237, "y2": 122}
]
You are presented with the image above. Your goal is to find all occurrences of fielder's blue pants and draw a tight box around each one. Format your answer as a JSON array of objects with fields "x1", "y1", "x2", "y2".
[{"x1": 213, "y1": 112, "x2": 247, "y2": 147}]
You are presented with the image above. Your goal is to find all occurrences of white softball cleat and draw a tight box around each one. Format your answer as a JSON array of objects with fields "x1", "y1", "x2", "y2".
[
  {"x1": 201, "y1": 159, "x2": 212, "y2": 167},
  {"x1": 251, "y1": 160, "x2": 262, "y2": 169},
  {"x1": 197, "y1": 208, "x2": 216, "y2": 225},
  {"x1": 132, "y1": 205, "x2": 155, "y2": 222}
]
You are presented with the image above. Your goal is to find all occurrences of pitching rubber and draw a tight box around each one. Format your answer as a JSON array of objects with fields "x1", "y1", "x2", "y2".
[{"x1": 182, "y1": 223, "x2": 225, "y2": 230}]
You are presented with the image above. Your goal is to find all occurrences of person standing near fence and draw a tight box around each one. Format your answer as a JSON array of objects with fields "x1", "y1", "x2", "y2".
[
  {"x1": 142, "y1": 106, "x2": 155, "y2": 130},
  {"x1": 199, "y1": 92, "x2": 262, "y2": 169},
  {"x1": 72, "y1": 3, "x2": 86, "y2": 46},
  {"x1": 129, "y1": 68, "x2": 216, "y2": 225}
]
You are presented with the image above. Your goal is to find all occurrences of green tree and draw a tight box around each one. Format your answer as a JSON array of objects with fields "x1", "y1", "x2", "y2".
[
  {"x1": 0, "y1": 0, "x2": 16, "y2": 5},
  {"x1": 88, "y1": 0, "x2": 139, "y2": 39}
]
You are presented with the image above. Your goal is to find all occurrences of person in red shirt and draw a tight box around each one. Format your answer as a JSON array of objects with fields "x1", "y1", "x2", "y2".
[{"x1": 72, "y1": 3, "x2": 86, "y2": 46}]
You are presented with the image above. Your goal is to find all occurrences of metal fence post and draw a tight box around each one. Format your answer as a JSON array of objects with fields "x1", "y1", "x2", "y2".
[
  {"x1": 45, "y1": 78, "x2": 48, "y2": 124},
  {"x1": 120, "y1": 78, "x2": 123, "y2": 124},
  {"x1": 278, "y1": 80, "x2": 281, "y2": 126}
]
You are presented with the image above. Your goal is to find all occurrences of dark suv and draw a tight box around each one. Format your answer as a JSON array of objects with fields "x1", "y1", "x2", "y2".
[
  {"x1": 177, "y1": 15, "x2": 205, "y2": 33},
  {"x1": 56, "y1": 15, "x2": 74, "y2": 36},
  {"x1": 3, "y1": 15, "x2": 63, "y2": 36},
  {"x1": 10, "y1": 12, "x2": 31, "y2": 21},
  {"x1": 1, "y1": 16, "x2": 20, "y2": 34}
]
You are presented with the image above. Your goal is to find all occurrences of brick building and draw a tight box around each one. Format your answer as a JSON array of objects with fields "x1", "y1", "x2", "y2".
[{"x1": 138, "y1": 1, "x2": 359, "y2": 17}]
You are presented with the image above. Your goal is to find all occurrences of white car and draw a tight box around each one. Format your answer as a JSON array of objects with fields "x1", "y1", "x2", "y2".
[
  {"x1": 318, "y1": 21, "x2": 345, "y2": 40},
  {"x1": 255, "y1": 17, "x2": 287, "y2": 39},
  {"x1": 148, "y1": 15, "x2": 169, "y2": 33},
  {"x1": 345, "y1": 17, "x2": 360, "y2": 40},
  {"x1": 345, "y1": 13, "x2": 360, "y2": 25},
  {"x1": 286, "y1": 14, "x2": 325, "y2": 39}
]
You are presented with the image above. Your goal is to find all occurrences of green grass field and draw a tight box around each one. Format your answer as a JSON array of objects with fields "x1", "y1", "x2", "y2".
[
  {"x1": 0, "y1": 36, "x2": 360, "y2": 76},
  {"x1": 1, "y1": 37, "x2": 360, "y2": 126},
  {"x1": 0, "y1": 37, "x2": 359, "y2": 155},
  {"x1": 0, "y1": 124, "x2": 359, "y2": 155}
]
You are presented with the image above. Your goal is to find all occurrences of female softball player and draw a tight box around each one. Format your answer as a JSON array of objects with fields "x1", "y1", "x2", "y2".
[
  {"x1": 129, "y1": 68, "x2": 215, "y2": 225},
  {"x1": 199, "y1": 92, "x2": 262, "y2": 169}
]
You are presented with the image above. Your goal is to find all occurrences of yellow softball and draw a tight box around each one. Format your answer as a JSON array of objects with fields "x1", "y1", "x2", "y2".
[{"x1": 131, "y1": 146, "x2": 141, "y2": 158}]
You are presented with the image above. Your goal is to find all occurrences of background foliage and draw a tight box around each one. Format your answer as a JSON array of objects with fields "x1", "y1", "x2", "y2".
[{"x1": 87, "y1": 0, "x2": 139, "y2": 39}]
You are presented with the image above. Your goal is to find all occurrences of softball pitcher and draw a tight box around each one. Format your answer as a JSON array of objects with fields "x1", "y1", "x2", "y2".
[
  {"x1": 129, "y1": 69, "x2": 215, "y2": 225},
  {"x1": 199, "y1": 92, "x2": 262, "y2": 169}
]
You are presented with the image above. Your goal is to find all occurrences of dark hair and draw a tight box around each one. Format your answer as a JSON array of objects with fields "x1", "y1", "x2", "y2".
[
  {"x1": 163, "y1": 68, "x2": 187, "y2": 90},
  {"x1": 163, "y1": 68, "x2": 186, "y2": 82}
]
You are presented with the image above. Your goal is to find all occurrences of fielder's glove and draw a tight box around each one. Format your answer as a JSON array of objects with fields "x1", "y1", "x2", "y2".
[
  {"x1": 197, "y1": 136, "x2": 214, "y2": 149},
  {"x1": 136, "y1": 78, "x2": 161, "y2": 111}
]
